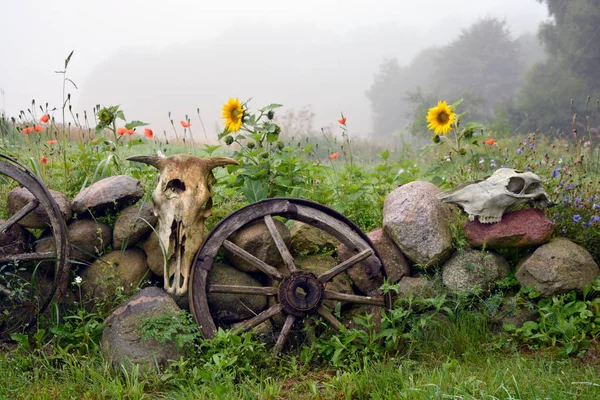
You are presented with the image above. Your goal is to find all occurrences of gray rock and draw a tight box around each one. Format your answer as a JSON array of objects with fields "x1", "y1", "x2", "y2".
[
  {"x1": 36, "y1": 219, "x2": 112, "y2": 263},
  {"x1": 383, "y1": 181, "x2": 454, "y2": 267},
  {"x1": 397, "y1": 276, "x2": 436, "y2": 298},
  {"x1": 101, "y1": 287, "x2": 185, "y2": 373},
  {"x1": 7, "y1": 187, "x2": 72, "y2": 228},
  {"x1": 207, "y1": 263, "x2": 268, "y2": 322},
  {"x1": 80, "y1": 248, "x2": 149, "y2": 299},
  {"x1": 290, "y1": 221, "x2": 340, "y2": 255},
  {"x1": 442, "y1": 248, "x2": 510, "y2": 294},
  {"x1": 113, "y1": 202, "x2": 157, "y2": 250},
  {"x1": 0, "y1": 219, "x2": 30, "y2": 255},
  {"x1": 224, "y1": 219, "x2": 291, "y2": 273},
  {"x1": 515, "y1": 238, "x2": 600, "y2": 297},
  {"x1": 338, "y1": 228, "x2": 410, "y2": 295},
  {"x1": 72, "y1": 175, "x2": 144, "y2": 216}
]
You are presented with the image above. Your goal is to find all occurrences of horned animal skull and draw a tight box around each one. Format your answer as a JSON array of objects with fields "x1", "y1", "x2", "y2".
[
  {"x1": 128, "y1": 154, "x2": 238, "y2": 296},
  {"x1": 437, "y1": 168, "x2": 553, "y2": 224}
]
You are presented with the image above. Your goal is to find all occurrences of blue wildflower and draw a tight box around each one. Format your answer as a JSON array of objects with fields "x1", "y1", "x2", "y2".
[
  {"x1": 526, "y1": 166, "x2": 531, "y2": 171},
  {"x1": 590, "y1": 196, "x2": 595, "y2": 201},
  {"x1": 561, "y1": 197, "x2": 571, "y2": 203},
  {"x1": 584, "y1": 222, "x2": 592, "y2": 228},
  {"x1": 594, "y1": 204, "x2": 600, "y2": 209},
  {"x1": 490, "y1": 159, "x2": 497, "y2": 168},
  {"x1": 501, "y1": 165, "x2": 508, "y2": 168},
  {"x1": 592, "y1": 216, "x2": 600, "y2": 223},
  {"x1": 529, "y1": 143, "x2": 535, "y2": 149},
  {"x1": 516, "y1": 148, "x2": 523, "y2": 154},
  {"x1": 575, "y1": 197, "x2": 581, "y2": 203},
  {"x1": 551, "y1": 168, "x2": 562, "y2": 178},
  {"x1": 573, "y1": 214, "x2": 581, "y2": 222},
  {"x1": 566, "y1": 184, "x2": 574, "y2": 190}
]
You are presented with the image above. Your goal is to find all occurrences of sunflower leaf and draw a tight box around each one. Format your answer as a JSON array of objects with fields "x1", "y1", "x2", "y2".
[{"x1": 259, "y1": 104, "x2": 283, "y2": 112}]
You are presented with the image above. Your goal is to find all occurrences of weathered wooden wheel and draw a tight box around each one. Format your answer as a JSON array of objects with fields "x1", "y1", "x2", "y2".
[
  {"x1": 189, "y1": 198, "x2": 387, "y2": 353},
  {"x1": 0, "y1": 153, "x2": 70, "y2": 338}
]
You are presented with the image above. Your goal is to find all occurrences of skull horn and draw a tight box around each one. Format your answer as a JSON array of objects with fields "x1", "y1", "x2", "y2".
[
  {"x1": 206, "y1": 156, "x2": 239, "y2": 170},
  {"x1": 127, "y1": 155, "x2": 164, "y2": 170}
]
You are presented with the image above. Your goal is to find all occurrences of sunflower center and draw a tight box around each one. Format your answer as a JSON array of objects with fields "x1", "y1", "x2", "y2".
[
  {"x1": 437, "y1": 112, "x2": 449, "y2": 124},
  {"x1": 231, "y1": 109, "x2": 241, "y2": 121}
]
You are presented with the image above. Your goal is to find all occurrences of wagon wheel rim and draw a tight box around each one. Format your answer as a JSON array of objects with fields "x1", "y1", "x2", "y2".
[
  {"x1": 189, "y1": 198, "x2": 388, "y2": 353},
  {"x1": 0, "y1": 153, "x2": 70, "y2": 336}
]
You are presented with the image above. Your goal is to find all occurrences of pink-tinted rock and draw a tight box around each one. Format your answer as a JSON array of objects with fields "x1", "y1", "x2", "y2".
[
  {"x1": 464, "y1": 208, "x2": 554, "y2": 249},
  {"x1": 338, "y1": 228, "x2": 410, "y2": 295}
]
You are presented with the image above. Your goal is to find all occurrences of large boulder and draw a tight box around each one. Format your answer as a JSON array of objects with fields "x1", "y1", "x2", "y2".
[
  {"x1": 72, "y1": 175, "x2": 144, "y2": 216},
  {"x1": 442, "y1": 248, "x2": 510, "y2": 294},
  {"x1": 80, "y1": 248, "x2": 149, "y2": 299},
  {"x1": 515, "y1": 238, "x2": 600, "y2": 297},
  {"x1": 290, "y1": 221, "x2": 340, "y2": 255},
  {"x1": 224, "y1": 219, "x2": 291, "y2": 273},
  {"x1": 383, "y1": 181, "x2": 454, "y2": 267},
  {"x1": 464, "y1": 208, "x2": 554, "y2": 249},
  {"x1": 101, "y1": 287, "x2": 185, "y2": 373},
  {"x1": 397, "y1": 276, "x2": 436, "y2": 298},
  {"x1": 142, "y1": 231, "x2": 167, "y2": 276},
  {"x1": 207, "y1": 263, "x2": 268, "y2": 322},
  {"x1": 113, "y1": 202, "x2": 157, "y2": 250},
  {"x1": 295, "y1": 254, "x2": 354, "y2": 308},
  {"x1": 35, "y1": 219, "x2": 112, "y2": 263},
  {"x1": 0, "y1": 219, "x2": 30, "y2": 256},
  {"x1": 338, "y1": 228, "x2": 410, "y2": 295},
  {"x1": 7, "y1": 187, "x2": 72, "y2": 228}
]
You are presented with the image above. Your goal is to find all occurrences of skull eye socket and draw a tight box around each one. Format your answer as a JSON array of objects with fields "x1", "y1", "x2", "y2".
[
  {"x1": 166, "y1": 179, "x2": 186, "y2": 194},
  {"x1": 507, "y1": 177, "x2": 525, "y2": 194}
]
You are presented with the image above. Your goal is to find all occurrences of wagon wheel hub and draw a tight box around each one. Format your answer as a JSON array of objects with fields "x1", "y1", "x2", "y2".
[{"x1": 278, "y1": 272, "x2": 324, "y2": 316}]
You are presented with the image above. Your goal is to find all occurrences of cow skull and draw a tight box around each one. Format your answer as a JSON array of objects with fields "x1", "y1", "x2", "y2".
[
  {"x1": 437, "y1": 168, "x2": 553, "y2": 224},
  {"x1": 128, "y1": 154, "x2": 238, "y2": 296}
]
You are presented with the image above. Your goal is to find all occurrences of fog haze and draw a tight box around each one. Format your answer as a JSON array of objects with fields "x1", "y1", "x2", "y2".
[{"x1": 1, "y1": 0, "x2": 549, "y2": 138}]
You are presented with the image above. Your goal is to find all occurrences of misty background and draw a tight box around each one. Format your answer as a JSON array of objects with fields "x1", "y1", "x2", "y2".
[{"x1": 2, "y1": 1, "x2": 596, "y2": 143}]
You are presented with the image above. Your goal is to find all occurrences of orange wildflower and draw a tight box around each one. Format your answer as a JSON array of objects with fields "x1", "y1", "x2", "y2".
[
  {"x1": 329, "y1": 152, "x2": 339, "y2": 159},
  {"x1": 47, "y1": 140, "x2": 58, "y2": 145},
  {"x1": 338, "y1": 117, "x2": 346, "y2": 125},
  {"x1": 486, "y1": 138, "x2": 495, "y2": 146},
  {"x1": 40, "y1": 156, "x2": 48, "y2": 165},
  {"x1": 127, "y1": 128, "x2": 135, "y2": 135},
  {"x1": 40, "y1": 114, "x2": 50, "y2": 123},
  {"x1": 34, "y1": 125, "x2": 43, "y2": 132},
  {"x1": 144, "y1": 128, "x2": 153, "y2": 139},
  {"x1": 116, "y1": 127, "x2": 128, "y2": 135},
  {"x1": 22, "y1": 127, "x2": 33, "y2": 135},
  {"x1": 181, "y1": 120, "x2": 191, "y2": 128}
]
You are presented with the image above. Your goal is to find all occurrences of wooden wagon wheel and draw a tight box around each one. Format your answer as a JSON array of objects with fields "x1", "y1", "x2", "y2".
[
  {"x1": 189, "y1": 198, "x2": 387, "y2": 353},
  {"x1": 0, "y1": 153, "x2": 70, "y2": 337}
]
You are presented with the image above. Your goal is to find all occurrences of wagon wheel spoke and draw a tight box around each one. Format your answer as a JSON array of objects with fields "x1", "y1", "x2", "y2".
[
  {"x1": 323, "y1": 290, "x2": 385, "y2": 306},
  {"x1": 209, "y1": 284, "x2": 278, "y2": 296},
  {"x1": 274, "y1": 314, "x2": 296, "y2": 353},
  {"x1": 223, "y1": 240, "x2": 283, "y2": 280},
  {"x1": 233, "y1": 303, "x2": 284, "y2": 333},
  {"x1": 263, "y1": 215, "x2": 297, "y2": 273},
  {"x1": 317, "y1": 306, "x2": 343, "y2": 331},
  {"x1": 318, "y1": 248, "x2": 373, "y2": 283},
  {"x1": 0, "y1": 199, "x2": 39, "y2": 234},
  {"x1": 0, "y1": 252, "x2": 56, "y2": 264}
]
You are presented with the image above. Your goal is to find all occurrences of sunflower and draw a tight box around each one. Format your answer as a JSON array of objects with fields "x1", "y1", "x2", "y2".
[
  {"x1": 222, "y1": 98, "x2": 244, "y2": 132},
  {"x1": 426, "y1": 101, "x2": 456, "y2": 135}
]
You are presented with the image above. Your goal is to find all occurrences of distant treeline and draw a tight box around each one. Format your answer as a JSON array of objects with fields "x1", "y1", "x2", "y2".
[{"x1": 367, "y1": 0, "x2": 600, "y2": 141}]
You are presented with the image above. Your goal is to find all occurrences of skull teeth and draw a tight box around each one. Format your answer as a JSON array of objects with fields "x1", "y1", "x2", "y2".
[{"x1": 478, "y1": 215, "x2": 501, "y2": 224}]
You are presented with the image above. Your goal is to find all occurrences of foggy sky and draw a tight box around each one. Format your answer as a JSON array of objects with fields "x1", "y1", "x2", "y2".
[{"x1": 1, "y1": 0, "x2": 549, "y2": 138}]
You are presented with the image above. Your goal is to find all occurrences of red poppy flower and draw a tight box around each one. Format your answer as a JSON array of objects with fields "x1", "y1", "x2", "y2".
[
  {"x1": 486, "y1": 138, "x2": 495, "y2": 146},
  {"x1": 181, "y1": 120, "x2": 191, "y2": 128},
  {"x1": 34, "y1": 125, "x2": 43, "y2": 132},
  {"x1": 40, "y1": 114, "x2": 50, "y2": 123},
  {"x1": 40, "y1": 156, "x2": 48, "y2": 165},
  {"x1": 329, "y1": 152, "x2": 339, "y2": 159},
  {"x1": 144, "y1": 128, "x2": 153, "y2": 139},
  {"x1": 22, "y1": 127, "x2": 33, "y2": 135},
  {"x1": 116, "y1": 127, "x2": 128, "y2": 135},
  {"x1": 47, "y1": 140, "x2": 58, "y2": 145},
  {"x1": 338, "y1": 117, "x2": 347, "y2": 125},
  {"x1": 126, "y1": 128, "x2": 135, "y2": 135}
]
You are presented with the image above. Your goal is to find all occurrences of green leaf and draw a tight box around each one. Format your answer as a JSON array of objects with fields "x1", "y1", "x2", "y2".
[
  {"x1": 127, "y1": 138, "x2": 145, "y2": 148},
  {"x1": 240, "y1": 179, "x2": 268, "y2": 203},
  {"x1": 116, "y1": 110, "x2": 126, "y2": 121},
  {"x1": 259, "y1": 104, "x2": 283, "y2": 112},
  {"x1": 378, "y1": 149, "x2": 389, "y2": 161},
  {"x1": 125, "y1": 120, "x2": 149, "y2": 129}
]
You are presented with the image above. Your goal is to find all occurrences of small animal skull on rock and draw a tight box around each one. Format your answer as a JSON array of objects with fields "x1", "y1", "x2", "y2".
[
  {"x1": 437, "y1": 168, "x2": 553, "y2": 224},
  {"x1": 128, "y1": 154, "x2": 238, "y2": 296}
]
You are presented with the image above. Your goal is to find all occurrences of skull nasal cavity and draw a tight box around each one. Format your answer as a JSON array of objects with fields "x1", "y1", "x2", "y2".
[
  {"x1": 166, "y1": 179, "x2": 186, "y2": 194},
  {"x1": 507, "y1": 177, "x2": 525, "y2": 194}
]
